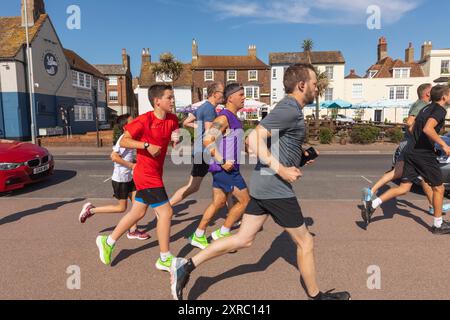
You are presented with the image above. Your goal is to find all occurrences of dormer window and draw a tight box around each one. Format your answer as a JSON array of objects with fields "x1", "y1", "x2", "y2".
[
  {"x1": 368, "y1": 70, "x2": 378, "y2": 78},
  {"x1": 393, "y1": 68, "x2": 410, "y2": 79},
  {"x1": 156, "y1": 73, "x2": 172, "y2": 82}
]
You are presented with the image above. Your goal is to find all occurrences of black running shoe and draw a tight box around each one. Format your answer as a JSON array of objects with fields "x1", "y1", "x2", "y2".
[
  {"x1": 312, "y1": 289, "x2": 352, "y2": 300},
  {"x1": 170, "y1": 258, "x2": 191, "y2": 300},
  {"x1": 431, "y1": 220, "x2": 450, "y2": 235},
  {"x1": 361, "y1": 200, "x2": 375, "y2": 228}
]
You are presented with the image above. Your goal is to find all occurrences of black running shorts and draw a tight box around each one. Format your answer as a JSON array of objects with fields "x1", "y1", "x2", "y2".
[
  {"x1": 246, "y1": 197, "x2": 305, "y2": 228},
  {"x1": 112, "y1": 180, "x2": 136, "y2": 200},
  {"x1": 401, "y1": 152, "x2": 443, "y2": 187}
]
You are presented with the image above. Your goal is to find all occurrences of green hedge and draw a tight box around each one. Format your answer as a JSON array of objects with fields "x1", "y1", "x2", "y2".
[
  {"x1": 350, "y1": 125, "x2": 381, "y2": 144},
  {"x1": 319, "y1": 127, "x2": 333, "y2": 144},
  {"x1": 385, "y1": 127, "x2": 404, "y2": 144}
]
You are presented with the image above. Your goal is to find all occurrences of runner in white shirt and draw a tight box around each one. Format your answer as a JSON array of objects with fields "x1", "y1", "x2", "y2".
[{"x1": 79, "y1": 115, "x2": 150, "y2": 241}]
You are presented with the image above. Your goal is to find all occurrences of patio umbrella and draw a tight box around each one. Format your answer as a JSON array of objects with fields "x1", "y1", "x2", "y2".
[{"x1": 320, "y1": 99, "x2": 352, "y2": 109}]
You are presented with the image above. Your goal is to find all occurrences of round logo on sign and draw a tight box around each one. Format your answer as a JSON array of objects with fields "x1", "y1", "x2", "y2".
[{"x1": 44, "y1": 53, "x2": 58, "y2": 76}]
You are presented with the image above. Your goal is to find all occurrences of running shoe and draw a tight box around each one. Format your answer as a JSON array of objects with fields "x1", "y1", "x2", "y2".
[
  {"x1": 431, "y1": 220, "x2": 450, "y2": 235},
  {"x1": 96, "y1": 235, "x2": 114, "y2": 265},
  {"x1": 211, "y1": 229, "x2": 231, "y2": 241},
  {"x1": 188, "y1": 233, "x2": 209, "y2": 250},
  {"x1": 361, "y1": 199, "x2": 375, "y2": 228},
  {"x1": 170, "y1": 258, "x2": 190, "y2": 301},
  {"x1": 79, "y1": 203, "x2": 95, "y2": 223},
  {"x1": 362, "y1": 187, "x2": 373, "y2": 202},
  {"x1": 311, "y1": 289, "x2": 351, "y2": 300},
  {"x1": 155, "y1": 255, "x2": 174, "y2": 272},
  {"x1": 127, "y1": 230, "x2": 151, "y2": 241},
  {"x1": 428, "y1": 204, "x2": 450, "y2": 216}
]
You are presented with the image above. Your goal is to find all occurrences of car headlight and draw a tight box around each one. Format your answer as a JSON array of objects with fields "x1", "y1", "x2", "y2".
[{"x1": 0, "y1": 163, "x2": 23, "y2": 170}]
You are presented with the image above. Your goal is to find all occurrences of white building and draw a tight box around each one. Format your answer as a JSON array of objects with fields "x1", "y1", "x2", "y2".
[{"x1": 135, "y1": 49, "x2": 192, "y2": 115}]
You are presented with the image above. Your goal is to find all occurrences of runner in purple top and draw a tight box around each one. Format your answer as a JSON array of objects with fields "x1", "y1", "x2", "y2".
[{"x1": 188, "y1": 83, "x2": 250, "y2": 250}]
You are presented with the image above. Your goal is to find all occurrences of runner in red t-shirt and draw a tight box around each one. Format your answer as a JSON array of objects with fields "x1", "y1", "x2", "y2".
[{"x1": 96, "y1": 84, "x2": 180, "y2": 271}]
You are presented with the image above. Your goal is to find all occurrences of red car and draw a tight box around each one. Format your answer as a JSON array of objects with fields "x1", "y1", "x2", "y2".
[{"x1": 0, "y1": 140, "x2": 55, "y2": 193}]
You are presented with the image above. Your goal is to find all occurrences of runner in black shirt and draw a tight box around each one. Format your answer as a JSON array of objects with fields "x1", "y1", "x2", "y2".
[{"x1": 362, "y1": 85, "x2": 450, "y2": 235}]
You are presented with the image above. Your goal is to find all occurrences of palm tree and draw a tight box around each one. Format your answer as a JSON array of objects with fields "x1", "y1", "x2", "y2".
[
  {"x1": 152, "y1": 52, "x2": 184, "y2": 85},
  {"x1": 302, "y1": 39, "x2": 314, "y2": 64},
  {"x1": 315, "y1": 68, "x2": 330, "y2": 120}
]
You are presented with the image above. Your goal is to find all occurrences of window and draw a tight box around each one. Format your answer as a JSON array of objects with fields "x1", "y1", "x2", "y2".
[
  {"x1": 74, "y1": 105, "x2": 93, "y2": 121},
  {"x1": 352, "y1": 84, "x2": 363, "y2": 99},
  {"x1": 202, "y1": 88, "x2": 208, "y2": 100},
  {"x1": 98, "y1": 80, "x2": 105, "y2": 93},
  {"x1": 72, "y1": 71, "x2": 92, "y2": 89},
  {"x1": 108, "y1": 76, "x2": 118, "y2": 85},
  {"x1": 325, "y1": 88, "x2": 333, "y2": 101},
  {"x1": 97, "y1": 108, "x2": 106, "y2": 122},
  {"x1": 85, "y1": 75, "x2": 91, "y2": 88},
  {"x1": 272, "y1": 88, "x2": 277, "y2": 99},
  {"x1": 441, "y1": 60, "x2": 450, "y2": 75},
  {"x1": 156, "y1": 73, "x2": 172, "y2": 82},
  {"x1": 248, "y1": 70, "x2": 258, "y2": 81},
  {"x1": 244, "y1": 86, "x2": 259, "y2": 99},
  {"x1": 109, "y1": 91, "x2": 119, "y2": 101},
  {"x1": 204, "y1": 70, "x2": 214, "y2": 81},
  {"x1": 389, "y1": 86, "x2": 410, "y2": 100},
  {"x1": 227, "y1": 70, "x2": 237, "y2": 81},
  {"x1": 368, "y1": 70, "x2": 378, "y2": 78},
  {"x1": 272, "y1": 68, "x2": 277, "y2": 79},
  {"x1": 72, "y1": 71, "x2": 78, "y2": 86},
  {"x1": 325, "y1": 66, "x2": 334, "y2": 80},
  {"x1": 393, "y1": 68, "x2": 410, "y2": 79},
  {"x1": 79, "y1": 73, "x2": 85, "y2": 87}
]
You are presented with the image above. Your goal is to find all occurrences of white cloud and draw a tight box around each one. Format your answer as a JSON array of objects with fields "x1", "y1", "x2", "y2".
[{"x1": 206, "y1": 0, "x2": 422, "y2": 25}]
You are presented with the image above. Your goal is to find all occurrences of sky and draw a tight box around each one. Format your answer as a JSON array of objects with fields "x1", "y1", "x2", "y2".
[{"x1": 2, "y1": 0, "x2": 449, "y2": 78}]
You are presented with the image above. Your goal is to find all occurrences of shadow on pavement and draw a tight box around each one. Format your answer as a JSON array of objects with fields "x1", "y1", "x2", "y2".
[
  {"x1": 0, "y1": 197, "x2": 85, "y2": 226},
  {"x1": 0, "y1": 170, "x2": 77, "y2": 197}
]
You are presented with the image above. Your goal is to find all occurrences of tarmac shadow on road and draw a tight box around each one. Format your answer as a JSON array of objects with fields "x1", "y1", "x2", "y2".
[
  {"x1": 187, "y1": 218, "x2": 315, "y2": 300},
  {"x1": 0, "y1": 197, "x2": 85, "y2": 226}
]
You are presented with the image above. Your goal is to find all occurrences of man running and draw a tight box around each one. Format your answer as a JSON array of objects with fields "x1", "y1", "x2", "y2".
[
  {"x1": 95, "y1": 84, "x2": 180, "y2": 270},
  {"x1": 169, "y1": 82, "x2": 224, "y2": 207},
  {"x1": 362, "y1": 85, "x2": 450, "y2": 235},
  {"x1": 170, "y1": 64, "x2": 351, "y2": 300},
  {"x1": 362, "y1": 83, "x2": 449, "y2": 216},
  {"x1": 188, "y1": 83, "x2": 250, "y2": 249}
]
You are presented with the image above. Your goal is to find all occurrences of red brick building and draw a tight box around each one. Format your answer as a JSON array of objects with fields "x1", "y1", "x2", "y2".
[
  {"x1": 95, "y1": 49, "x2": 137, "y2": 117},
  {"x1": 191, "y1": 39, "x2": 270, "y2": 104}
]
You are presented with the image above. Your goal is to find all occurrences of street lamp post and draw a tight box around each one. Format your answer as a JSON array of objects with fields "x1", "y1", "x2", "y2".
[{"x1": 24, "y1": 0, "x2": 37, "y2": 144}]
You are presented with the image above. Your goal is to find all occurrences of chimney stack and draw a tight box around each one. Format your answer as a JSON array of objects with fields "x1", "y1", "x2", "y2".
[
  {"x1": 192, "y1": 39, "x2": 198, "y2": 61},
  {"x1": 421, "y1": 41, "x2": 432, "y2": 61},
  {"x1": 122, "y1": 48, "x2": 130, "y2": 70},
  {"x1": 142, "y1": 48, "x2": 151, "y2": 64},
  {"x1": 21, "y1": 0, "x2": 46, "y2": 27},
  {"x1": 405, "y1": 42, "x2": 415, "y2": 63},
  {"x1": 248, "y1": 45, "x2": 257, "y2": 57},
  {"x1": 377, "y1": 37, "x2": 388, "y2": 62}
]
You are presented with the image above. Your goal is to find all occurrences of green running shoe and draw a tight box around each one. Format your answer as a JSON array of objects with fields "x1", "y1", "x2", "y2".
[
  {"x1": 189, "y1": 233, "x2": 209, "y2": 250},
  {"x1": 211, "y1": 229, "x2": 231, "y2": 241},
  {"x1": 155, "y1": 255, "x2": 174, "y2": 272},
  {"x1": 96, "y1": 235, "x2": 114, "y2": 265}
]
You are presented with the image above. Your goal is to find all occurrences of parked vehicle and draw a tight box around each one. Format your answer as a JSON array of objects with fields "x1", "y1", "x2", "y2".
[
  {"x1": 335, "y1": 114, "x2": 355, "y2": 124},
  {"x1": 435, "y1": 134, "x2": 450, "y2": 191},
  {"x1": 0, "y1": 140, "x2": 54, "y2": 193}
]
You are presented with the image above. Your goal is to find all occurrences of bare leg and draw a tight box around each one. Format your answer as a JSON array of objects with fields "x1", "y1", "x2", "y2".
[
  {"x1": 420, "y1": 181, "x2": 434, "y2": 208},
  {"x1": 379, "y1": 182, "x2": 413, "y2": 203},
  {"x1": 285, "y1": 225, "x2": 320, "y2": 297},
  {"x1": 91, "y1": 200, "x2": 127, "y2": 214},
  {"x1": 432, "y1": 185, "x2": 445, "y2": 219},
  {"x1": 170, "y1": 176, "x2": 203, "y2": 206},
  {"x1": 197, "y1": 188, "x2": 227, "y2": 232},
  {"x1": 371, "y1": 161, "x2": 404, "y2": 195},
  {"x1": 192, "y1": 214, "x2": 268, "y2": 267},
  {"x1": 110, "y1": 201, "x2": 148, "y2": 241},
  {"x1": 153, "y1": 203, "x2": 174, "y2": 253},
  {"x1": 222, "y1": 188, "x2": 250, "y2": 229}
]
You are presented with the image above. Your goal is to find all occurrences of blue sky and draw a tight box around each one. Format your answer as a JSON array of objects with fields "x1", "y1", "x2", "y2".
[{"x1": 3, "y1": 0, "x2": 449, "y2": 77}]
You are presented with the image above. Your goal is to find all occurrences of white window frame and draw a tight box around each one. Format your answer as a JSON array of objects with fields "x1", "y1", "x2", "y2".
[
  {"x1": 108, "y1": 76, "x2": 118, "y2": 86},
  {"x1": 272, "y1": 68, "x2": 277, "y2": 79},
  {"x1": 272, "y1": 88, "x2": 277, "y2": 99},
  {"x1": 389, "y1": 86, "x2": 410, "y2": 100},
  {"x1": 244, "y1": 86, "x2": 259, "y2": 100},
  {"x1": 227, "y1": 70, "x2": 237, "y2": 81},
  {"x1": 248, "y1": 70, "x2": 258, "y2": 81},
  {"x1": 98, "y1": 79, "x2": 105, "y2": 93},
  {"x1": 441, "y1": 60, "x2": 450, "y2": 75},
  {"x1": 325, "y1": 87, "x2": 333, "y2": 101},
  {"x1": 368, "y1": 70, "x2": 378, "y2": 78},
  {"x1": 325, "y1": 66, "x2": 334, "y2": 80},
  {"x1": 204, "y1": 70, "x2": 214, "y2": 81},
  {"x1": 72, "y1": 71, "x2": 92, "y2": 89},
  {"x1": 156, "y1": 73, "x2": 172, "y2": 82},
  {"x1": 97, "y1": 107, "x2": 106, "y2": 122},
  {"x1": 74, "y1": 105, "x2": 94, "y2": 122},
  {"x1": 109, "y1": 90, "x2": 119, "y2": 102},
  {"x1": 352, "y1": 83, "x2": 363, "y2": 99},
  {"x1": 393, "y1": 68, "x2": 410, "y2": 79}
]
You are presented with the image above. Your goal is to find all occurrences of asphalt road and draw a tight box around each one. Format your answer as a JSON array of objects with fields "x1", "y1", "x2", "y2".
[{"x1": 0, "y1": 155, "x2": 449, "y2": 300}]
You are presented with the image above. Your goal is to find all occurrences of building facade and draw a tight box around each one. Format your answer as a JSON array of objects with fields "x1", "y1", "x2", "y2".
[
  {"x1": 95, "y1": 49, "x2": 137, "y2": 117},
  {"x1": 0, "y1": 0, "x2": 107, "y2": 140}
]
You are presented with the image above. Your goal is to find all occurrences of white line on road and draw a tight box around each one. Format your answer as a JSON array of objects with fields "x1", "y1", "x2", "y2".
[
  {"x1": 361, "y1": 176, "x2": 373, "y2": 184},
  {"x1": 103, "y1": 177, "x2": 112, "y2": 183}
]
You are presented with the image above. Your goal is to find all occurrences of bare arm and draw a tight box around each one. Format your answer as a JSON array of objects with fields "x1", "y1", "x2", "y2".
[
  {"x1": 423, "y1": 118, "x2": 450, "y2": 152},
  {"x1": 203, "y1": 116, "x2": 229, "y2": 163},
  {"x1": 110, "y1": 151, "x2": 135, "y2": 170},
  {"x1": 120, "y1": 131, "x2": 161, "y2": 157},
  {"x1": 406, "y1": 115, "x2": 416, "y2": 131},
  {"x1": 183, "y1": 113, "x2": 197, "y2": 129}
]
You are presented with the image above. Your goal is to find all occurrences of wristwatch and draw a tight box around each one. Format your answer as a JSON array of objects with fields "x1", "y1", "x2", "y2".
[
  {"x1": 143, "y1": 142, "x2": 150, "y2": 149},
  {"x1": 218, "y1": 158, "x2": 226, "y2": 165}
]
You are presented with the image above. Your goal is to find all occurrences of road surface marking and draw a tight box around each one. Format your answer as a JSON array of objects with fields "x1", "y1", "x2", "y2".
[{"x1": 361, "y1": 176, "x2": 373, "y2": 184}]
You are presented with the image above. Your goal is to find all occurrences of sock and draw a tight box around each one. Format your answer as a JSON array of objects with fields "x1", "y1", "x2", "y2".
[
  {"x1": 434, "y1": 217, "x2": 443, "y2": 228},
  {"x1": 372, "y1": 198, "x2": 383, "y2": 209},
  {"x1": 220, "y1": 226, "x2": 230, "y2": 234},
  {"x1": 106, "y1": 236, "x2": 116, "y2": 247},
  {"x1": 195, "y1": 229, "x2": 205, "y2": 238},
  {"x1": 160, "y1": 251, "x2": 172, "y2": 262},
  {"x1": 185, "y1": 258, "x2": 196, "y2": 274}
]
